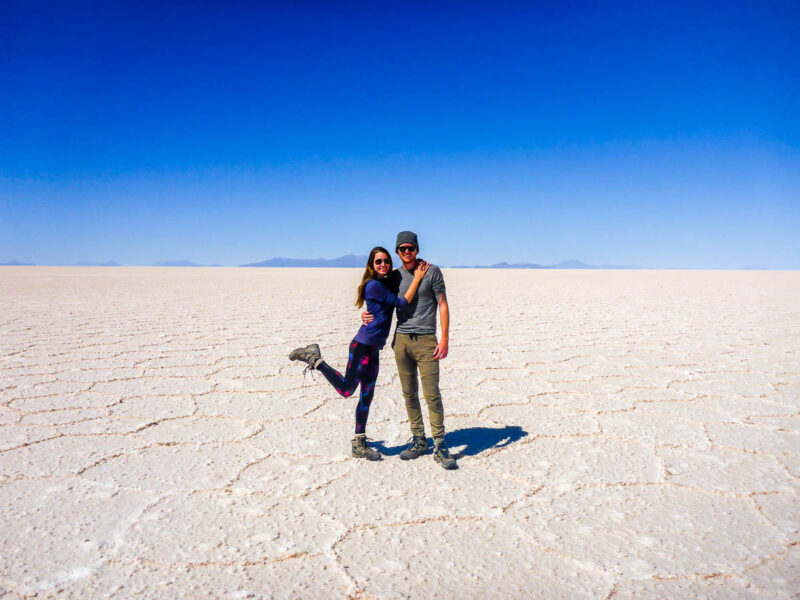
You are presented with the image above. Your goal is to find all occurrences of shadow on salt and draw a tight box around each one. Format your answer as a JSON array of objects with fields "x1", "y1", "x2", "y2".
[{"x1": 372, "y1": 425, "x2": 528, "y2": 458}]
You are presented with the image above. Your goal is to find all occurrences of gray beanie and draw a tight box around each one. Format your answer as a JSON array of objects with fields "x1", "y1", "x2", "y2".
[{"x1": 395, "y1": 231, "x2": 419, "y2": 251}]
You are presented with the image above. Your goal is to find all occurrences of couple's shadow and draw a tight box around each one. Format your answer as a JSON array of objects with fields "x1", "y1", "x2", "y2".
[{"x1": 373, "y1": 425, "x2": 527, "y2": 459}]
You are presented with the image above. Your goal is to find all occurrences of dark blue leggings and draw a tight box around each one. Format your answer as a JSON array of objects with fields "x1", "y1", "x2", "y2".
[{"x1": 316, "y1": 340, "x2": 380, "y2": 434}]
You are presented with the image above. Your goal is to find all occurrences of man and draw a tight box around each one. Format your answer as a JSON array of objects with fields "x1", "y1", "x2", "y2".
[{"x1": 363, "y1": 231, "x2": 457, "y2": 470}]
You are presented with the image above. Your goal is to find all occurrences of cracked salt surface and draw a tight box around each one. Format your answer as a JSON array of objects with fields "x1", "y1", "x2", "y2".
[{"x1": 1, "y1": 267, "x2": 798, "y2": 598}]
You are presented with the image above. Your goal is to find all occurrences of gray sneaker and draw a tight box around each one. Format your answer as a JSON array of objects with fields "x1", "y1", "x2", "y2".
[
  {"x1": 352, "y1": 435, "x2": 381, "y2": 461},
  {"x1": 433, "y1": 442, "x2": 457, "y2": 470},
  {"x1": 399, "y1": 435, "x2": 428, "y2": 460},
  {"x1": 288, "y1": 343, "x2": 323, "y2": 369}
]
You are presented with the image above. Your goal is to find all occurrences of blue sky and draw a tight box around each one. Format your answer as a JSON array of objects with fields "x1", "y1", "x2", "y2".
[{"x1": 2, "y1": 1, "x2": 798, "y2": 268}]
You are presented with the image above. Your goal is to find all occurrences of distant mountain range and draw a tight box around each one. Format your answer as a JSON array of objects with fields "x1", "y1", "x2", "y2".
[
  {"x1": 73, "y1": 260, "x2": 121, "y2": 266},
  {"x1": 152, "y1": 260, "x2": 222, "y2": 267},
  {"x1": 452, "y1": 260, "x2": 641, "y2": 269},
  {"x1": 153, "y1": 259, "x2": 200, "y2": 267},
  {"x1": 242, "y1": 256, "x2": 641, "y2": 269},
  {"x1": 0, "y1": 256, "x2": 778, "y2": 270},
  {"x1": 241, "y1": 254, "x2": 368, "y2": 268}
]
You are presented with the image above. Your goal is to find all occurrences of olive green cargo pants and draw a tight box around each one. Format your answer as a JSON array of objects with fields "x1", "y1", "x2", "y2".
[{"x1": 393, "y1": 333, "x2": 445, "y2": 441}]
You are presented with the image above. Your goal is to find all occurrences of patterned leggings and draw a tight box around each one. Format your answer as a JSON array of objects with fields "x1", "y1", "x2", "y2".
[{"x1": 316, "y1": 340, "x2": 380, "y2": 434}]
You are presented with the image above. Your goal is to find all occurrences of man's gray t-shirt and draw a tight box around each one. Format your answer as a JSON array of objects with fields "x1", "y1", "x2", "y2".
[{"x1": 396, "y1": 264, "x2": 446, "y2": 335}]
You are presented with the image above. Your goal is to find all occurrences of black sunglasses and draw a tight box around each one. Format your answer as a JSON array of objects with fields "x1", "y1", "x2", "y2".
[
  {"x1": 374, "y1": 258, "x2": 391, "y2": 265},
  {"x1": 397, "y1": 245, "x2": 417, "y2": 253}
]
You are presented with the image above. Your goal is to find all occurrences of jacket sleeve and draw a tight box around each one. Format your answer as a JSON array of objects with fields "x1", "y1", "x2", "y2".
[{"x1": 366, "y1": 280, "x2": 409, "y2": 308}]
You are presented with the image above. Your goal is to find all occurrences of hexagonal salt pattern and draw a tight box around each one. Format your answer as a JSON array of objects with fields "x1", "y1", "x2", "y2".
[{"x1": 1, "y1": 267, "x2": 798, "y2": 598}]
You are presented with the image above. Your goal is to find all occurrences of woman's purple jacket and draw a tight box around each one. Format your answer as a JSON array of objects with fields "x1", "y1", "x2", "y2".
[{"x1": 353, "y1": 278, "x2": 408, "y2": 348}]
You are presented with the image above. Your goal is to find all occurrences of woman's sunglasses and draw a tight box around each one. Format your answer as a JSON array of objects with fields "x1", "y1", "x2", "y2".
[{"x1": 374, "y1": 258, "x2": 391, "y2": 265}]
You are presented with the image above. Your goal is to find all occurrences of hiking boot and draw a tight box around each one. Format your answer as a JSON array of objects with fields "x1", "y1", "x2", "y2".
[
  {"x1": 352, "y1": 435, "x2": 381, "y2": 461},
  {"x1": 288, "y1": 343, "x2": 323, "y2": 369},
  {"x1": 433, "y1": 441, "x2": 457, "y2": 470},
  {"x1": 399, "y1": 435, "x2": 428, "y2": 460}
]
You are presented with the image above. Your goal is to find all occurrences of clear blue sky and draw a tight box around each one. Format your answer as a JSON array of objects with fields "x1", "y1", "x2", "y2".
[{"x1": 2, "y1": 1, "x2": 798, "y2": 268}]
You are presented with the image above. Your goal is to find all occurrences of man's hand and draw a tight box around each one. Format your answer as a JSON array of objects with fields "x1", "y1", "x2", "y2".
[
  {"x1": 433, "y1": 338, "x2": 449, "y2": 360},
  {"x1": 361, "y1": 310, "x2": 374, "y2": 325}
]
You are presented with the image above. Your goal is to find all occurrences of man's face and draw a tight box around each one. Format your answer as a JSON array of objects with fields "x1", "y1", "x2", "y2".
[{"x1": 396, "y1": 243, "x2": 418, "y2": 266}]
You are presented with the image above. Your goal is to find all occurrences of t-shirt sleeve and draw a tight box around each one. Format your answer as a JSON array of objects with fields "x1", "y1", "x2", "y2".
[
  {"x1": 366, "y1": 280, "x2": 409, "y2": 308},
  {"x1": 429, "y1": 265, "x2": 446, "y2": 296}
]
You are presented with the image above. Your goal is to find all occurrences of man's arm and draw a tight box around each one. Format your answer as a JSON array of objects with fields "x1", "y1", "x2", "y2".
[{"x1": 433, "y1": 290, "x2": 449, "y2": 360}]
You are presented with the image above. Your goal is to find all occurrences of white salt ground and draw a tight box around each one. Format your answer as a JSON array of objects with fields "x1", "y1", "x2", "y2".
[{"x1": 0, "y1": 266, "x2": 798, "y2": 598}]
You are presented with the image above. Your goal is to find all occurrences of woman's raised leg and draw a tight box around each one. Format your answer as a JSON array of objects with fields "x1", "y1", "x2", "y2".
[{"x1": 316, "y1": 340, "x2": 365, "y2": 398}]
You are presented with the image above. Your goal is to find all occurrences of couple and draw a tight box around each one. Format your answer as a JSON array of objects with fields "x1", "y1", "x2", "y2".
[{"x1": 289, "y1": 231, "x2": 456, "y2": 470}]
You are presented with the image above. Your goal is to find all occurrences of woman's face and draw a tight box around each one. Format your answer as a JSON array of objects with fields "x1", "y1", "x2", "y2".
[{"x1": 373, "y1": 252, "x2": 391, "y2": 278}]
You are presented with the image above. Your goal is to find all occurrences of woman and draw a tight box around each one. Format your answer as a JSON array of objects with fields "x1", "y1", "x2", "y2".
[{"x1": 288, "y1": 246, "x2": 428, "y2": 461}]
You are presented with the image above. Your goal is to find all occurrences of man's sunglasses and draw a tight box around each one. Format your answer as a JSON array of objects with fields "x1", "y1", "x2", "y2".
[
  {"x1": 397, "y1": 245, "x2": 417, "y2": 253},
  {"x1": 374, "y1": 258, "x2": 391, "y2": 265}
]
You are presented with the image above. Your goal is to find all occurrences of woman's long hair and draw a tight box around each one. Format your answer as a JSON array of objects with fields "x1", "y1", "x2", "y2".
[{"x1": 356, "y1": 247, "x2": 392, "y2": 308}]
